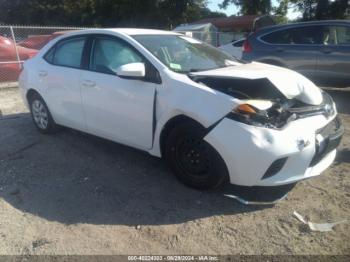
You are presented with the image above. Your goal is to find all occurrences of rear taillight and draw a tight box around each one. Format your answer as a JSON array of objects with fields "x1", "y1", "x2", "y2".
[{"x1": 242, "y1": 39, "x2": 252, "y2": 53}]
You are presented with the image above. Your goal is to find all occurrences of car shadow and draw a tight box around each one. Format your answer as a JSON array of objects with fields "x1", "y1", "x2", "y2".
[
  {"x1": 0, "y1": 113, "x2": 267, "y2": 226},
  {"x1": 335, "y1": 148, "x2": 350, "y2": 165}
]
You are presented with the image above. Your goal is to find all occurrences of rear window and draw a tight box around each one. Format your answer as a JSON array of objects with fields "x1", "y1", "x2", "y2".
[
  {"x1": 322, "y1": 25, "x2": 350, "y2": 45},
  {"x1": 53, "y1": 37, "x2": 85, "y2": 68},
  {"x1": 44, "y1": 37, "x2": 86, "y2": 68},
  {"x1": 261, "y1": 26, "x2": 322, "y2": 45},
  {"x1": 44, "y1": 48, "x2": 54, "y2": 63}
]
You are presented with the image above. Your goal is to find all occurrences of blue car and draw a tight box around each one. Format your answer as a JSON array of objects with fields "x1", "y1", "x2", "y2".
[{"x1": 242, "y1": 20, "x2": 350, "y2": 87}]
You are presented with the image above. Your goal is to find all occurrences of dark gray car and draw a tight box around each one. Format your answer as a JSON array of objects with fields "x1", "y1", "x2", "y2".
[{"x1": 242, "y1": 20, "x2": 350, "y2": 87}]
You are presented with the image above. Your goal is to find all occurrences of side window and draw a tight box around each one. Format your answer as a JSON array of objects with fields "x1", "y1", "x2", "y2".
[
  {"x1": 261, "y1": 26, "x2": 322, "y2": 45},
  {"x1": 261, "y1": 29, "x2": 293, "y2": 44},
  {"x1": 322, "y1": 25, "x2": 350, "y2": 45},
  {"x1": 52, "y1": 37, "x2": 85, "y2": 68},
  {"x1": 90, "y1": 37, "x2": 143, "y2": 74},
  {"x1": 44, "y1": 47, "x2": 55, "y2": 63},
  {"x1": 292, "y1": 26, "x2": 322, "y2": 44}
]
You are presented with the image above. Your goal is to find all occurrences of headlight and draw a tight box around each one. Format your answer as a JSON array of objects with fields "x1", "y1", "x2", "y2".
[
  {"x1": 227, "y1": 103, "x2": 296, "y2": 129},
  {"x1": 227, "y1": 103, "x2": 271, "y2": 127},
  {"x1": 322, "y1": 92, "x2": 336, "y2": 118}
]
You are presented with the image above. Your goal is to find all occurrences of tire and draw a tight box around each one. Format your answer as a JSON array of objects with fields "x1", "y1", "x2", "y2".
[
  {"x1": 29, "y1": 93, "x2": 58, "y2": 134},
  {"x1": 164, "y1": 121, "x2": 229, "y2": 190}
]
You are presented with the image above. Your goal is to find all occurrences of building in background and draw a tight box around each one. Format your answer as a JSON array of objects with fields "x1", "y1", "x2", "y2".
[{"x1": 173, "y1": 23, "x2": 218, "y2": 46}]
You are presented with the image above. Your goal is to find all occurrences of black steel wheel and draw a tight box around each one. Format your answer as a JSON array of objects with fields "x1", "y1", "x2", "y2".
[{"x1": 165, "y1": 121, "x2": 229, "y2": 190}]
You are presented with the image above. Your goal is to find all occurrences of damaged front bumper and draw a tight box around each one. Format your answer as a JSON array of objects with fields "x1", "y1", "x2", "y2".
[{"x1": 204, "y1": 113, "x2": 344, "y2": 187}]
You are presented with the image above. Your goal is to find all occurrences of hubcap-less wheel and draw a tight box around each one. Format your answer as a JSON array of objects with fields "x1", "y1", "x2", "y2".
[
  {"x1": 165, "y1": 121, "x2": 229, "y2": 190},
  {"x1": 31, "y1": 99, "x2": 49, "y2": 130},
  {"x1": 174, "y1": 135, "x2": 212, "y2": 181}
]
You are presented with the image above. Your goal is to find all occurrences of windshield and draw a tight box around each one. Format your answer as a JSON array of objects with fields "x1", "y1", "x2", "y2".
[{"x1": 132, "y1": 34, "x2": 240, "y2": 73}]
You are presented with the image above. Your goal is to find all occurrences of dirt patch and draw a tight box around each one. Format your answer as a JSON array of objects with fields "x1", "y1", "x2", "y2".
[{"x1": 0, "y1": 87, "x2": 349, "y2": 255}]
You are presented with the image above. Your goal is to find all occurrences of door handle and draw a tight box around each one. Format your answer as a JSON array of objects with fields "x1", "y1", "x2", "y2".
[
  {"x1": 276, "y1": 47, "x2": 284, "y2": 52},
  {"x1": 38, "y1": 70, "x2": 47, "y2": 77},
  {"x1": 82, "y1": 80, "x2": 96, "y2": 87}
]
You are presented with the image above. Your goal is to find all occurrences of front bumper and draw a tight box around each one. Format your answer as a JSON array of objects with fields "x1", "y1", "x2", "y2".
[{"x1": 204, "y1": 114, "x2": 343, "y2": 187}]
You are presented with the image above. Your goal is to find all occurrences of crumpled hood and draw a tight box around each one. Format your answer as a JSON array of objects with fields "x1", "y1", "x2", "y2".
[{"x1": 190, "y1": 61, "x2": 323, "y2": 105}]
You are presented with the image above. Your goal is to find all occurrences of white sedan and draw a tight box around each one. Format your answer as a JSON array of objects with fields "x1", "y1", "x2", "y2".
[
  {"x1": 219, "y1": 38, "x2": 245, "y2": 59},
  {"x1": 19, "y1": 29, "x2": 343, "y2": 191}
]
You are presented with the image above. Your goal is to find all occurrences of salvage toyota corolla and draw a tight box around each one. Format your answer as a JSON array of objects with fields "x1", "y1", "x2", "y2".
[{"x1": 19, "y1": 29, "x2": 344, "y2": 191}]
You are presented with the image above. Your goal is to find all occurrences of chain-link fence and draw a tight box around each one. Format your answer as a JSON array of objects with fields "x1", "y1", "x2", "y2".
[{"x1": 0, "y1": 25, "x2": 86, "y2": 84}]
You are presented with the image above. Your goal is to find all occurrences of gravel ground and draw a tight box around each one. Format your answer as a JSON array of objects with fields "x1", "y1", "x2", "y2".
[{"x1": 0, "y1": 87, "x2": 349, "y2": 255}]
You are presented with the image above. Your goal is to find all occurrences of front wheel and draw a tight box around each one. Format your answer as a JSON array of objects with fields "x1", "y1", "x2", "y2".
[
  {"x1": 165, "y1": 121, "x2": 229, "y2": 190},
  {"x1": 29, "y1": 93, "x2": 58, "y2": 134}
]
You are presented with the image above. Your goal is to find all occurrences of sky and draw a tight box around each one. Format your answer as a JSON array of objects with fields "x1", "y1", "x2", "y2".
[{"x1": 207, "y1": 0, "x2": 301, "y2": 20}]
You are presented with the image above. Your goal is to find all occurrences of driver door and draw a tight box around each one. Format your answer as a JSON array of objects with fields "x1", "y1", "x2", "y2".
[{"x1": 81, "y1": 35, "x2": 157, "y2": 150}]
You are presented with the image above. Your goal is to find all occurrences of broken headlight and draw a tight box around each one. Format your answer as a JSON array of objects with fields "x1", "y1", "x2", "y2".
[{"x1": 227, "y1": 103, "x2": 296, "y2": 129}]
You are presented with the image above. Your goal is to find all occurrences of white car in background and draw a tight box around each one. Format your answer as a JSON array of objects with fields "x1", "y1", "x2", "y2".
[
  {"x1": 19, "y1": 29, "x2": 343, "y2": 194},
  {"x1": 219, "y1": 38, "x2": 245, "y2": 59}
]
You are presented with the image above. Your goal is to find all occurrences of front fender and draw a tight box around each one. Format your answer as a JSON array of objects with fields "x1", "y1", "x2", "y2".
[{"x1": 148, "y1": 71, "x2": 238, "y2": 157}]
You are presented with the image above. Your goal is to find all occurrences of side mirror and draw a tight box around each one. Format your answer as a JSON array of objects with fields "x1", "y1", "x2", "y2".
[{"x1": 116, "y1": 62, "x2": 145, "y2": 78}]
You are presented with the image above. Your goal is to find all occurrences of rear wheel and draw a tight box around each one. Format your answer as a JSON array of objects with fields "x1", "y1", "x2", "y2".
[
  {"x1": 29, "y1": 93, "x2": 58, "y2": 134},
  {"x1": 165, "y1": 121, "x2": 229, "y2": 190}
]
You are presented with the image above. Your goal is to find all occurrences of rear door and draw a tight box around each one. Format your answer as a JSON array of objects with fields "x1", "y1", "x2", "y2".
[
  {"x1": 39, "y1": 36, "x2": 87, "y2": 130},
  {"x1": 315, "y1": 24, "x2": 350, "y2": 87},
  {"x1": 259, "y1": 25, "x2": 322, "y2": 79}
]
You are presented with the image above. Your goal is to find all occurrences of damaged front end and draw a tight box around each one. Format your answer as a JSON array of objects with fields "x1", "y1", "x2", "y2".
[{"x1": 190, "y1": 76, "x2": 336, "y2": 129}]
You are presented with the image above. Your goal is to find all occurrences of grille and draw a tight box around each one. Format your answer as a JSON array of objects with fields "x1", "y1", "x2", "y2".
[{"x1": 288, "y1": 92, "x2": 335, "y2": 119}]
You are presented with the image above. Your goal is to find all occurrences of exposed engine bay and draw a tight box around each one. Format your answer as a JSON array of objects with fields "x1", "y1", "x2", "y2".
[{"x1": 190, "y1": 76, "x2": 335, "y2": 129}]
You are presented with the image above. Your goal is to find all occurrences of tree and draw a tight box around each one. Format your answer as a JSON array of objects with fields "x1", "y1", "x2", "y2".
[
  {"x1": 289, "y1": 0, "x2": 349, "y2": 21},
  {"x1": 288, "y1": 0, "x2": 317, "y2": 20},
  {"x1": 219, "y1": 0, "x2": 289, "y2": 24},
  {"x1": 197, "y1": 7, "x2": 227, "y2": 20},
  {"x1": 272, "y1": 0, "x2": 288, "y2": 23},
  {"x1": 315, "y1": 0, "x2": 329, "y2": 20},
  {"x1": 220, "y1": 0, "x2": 272, "y2": 15},
  {"x1": 0, "y1": 0, "x2": 222, "y2": 28}
]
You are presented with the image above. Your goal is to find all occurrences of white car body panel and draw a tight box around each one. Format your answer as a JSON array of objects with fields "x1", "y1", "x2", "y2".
[
  {"x1": 80, "y1": 70, "x2": 156, "y2": 150},
  {"x1": 191, "y1": 62, "x2": 323, "y2": 105},
  {"x1": 149, "y1": 70, "x2": 239, "y2": 156},
  {"x1": 219, "y1": 39, "x2": 244, "y2": 59},
  {"x1": 204, "y1": 114, "x2": 337, "y2": 186},
  {"x1": 18, "y1": 28, "x2": 342, "y2": 188},
  {"x1": 42, "y1": 63, "x2": 85, "y2": 130},
  {"x1": 116, "y1": 62, "x2": 146, "y2": 77}
]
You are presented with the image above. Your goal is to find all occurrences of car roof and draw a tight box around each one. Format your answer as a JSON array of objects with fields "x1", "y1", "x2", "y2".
[
  {"x1": 111, "y1": 28, "x2": 180, "y2": 35},
  {"x1": 68, "y1": 28, "x2": 180, "y2": 36},
  {"x1": 255, "y1": 20, "x2": 350, "y2": 35},
  {"x1": 38, "y1": 28, "x2": 182, "y2": 60}
]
